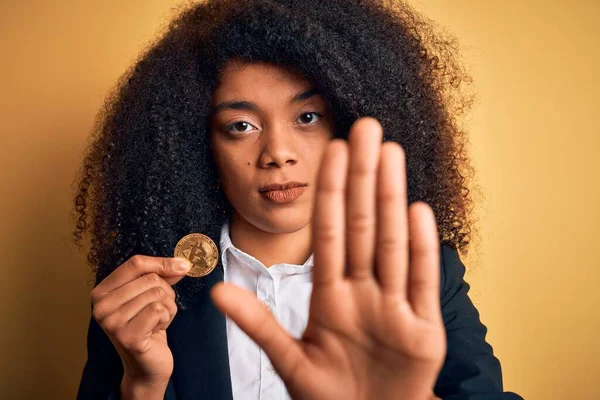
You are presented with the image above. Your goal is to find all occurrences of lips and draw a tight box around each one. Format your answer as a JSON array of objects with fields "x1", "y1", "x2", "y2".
[
  {"x1": 259, "y1": 181, "x2": 307, "y2": 204},
  {"x1": 259, "y1": 181, "x2": 307, "y2": 193},
  {"x1": 261, "y1": 187, "x2": 305, "y2": 203}
]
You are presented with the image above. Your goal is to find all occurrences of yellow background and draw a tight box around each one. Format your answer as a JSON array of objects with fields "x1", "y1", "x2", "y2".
[{"x1": 1, "y1": 1, "x2": 598, "y2": 398}]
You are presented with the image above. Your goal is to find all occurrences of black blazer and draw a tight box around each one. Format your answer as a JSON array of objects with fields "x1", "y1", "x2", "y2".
[{"x1": 77, "y1": 245, "x2": 523, "y2": 399}]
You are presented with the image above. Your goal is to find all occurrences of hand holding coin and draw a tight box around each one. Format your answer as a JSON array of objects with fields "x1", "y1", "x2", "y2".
[{"x1": 89, "y1": 255, "x2": 192, "y2": 396}]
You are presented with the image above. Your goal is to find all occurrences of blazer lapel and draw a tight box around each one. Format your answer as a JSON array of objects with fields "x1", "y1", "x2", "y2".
[{"x1": 167, "y1": 257, "x2": 233, "y2": 400}]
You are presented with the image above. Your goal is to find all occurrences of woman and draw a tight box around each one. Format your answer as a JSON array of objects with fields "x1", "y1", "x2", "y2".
[{"x1": 73, "y1": 0, "x2": 523, "y2": 399}]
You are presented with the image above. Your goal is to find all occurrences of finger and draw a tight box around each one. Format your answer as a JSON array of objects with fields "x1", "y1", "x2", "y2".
[
  {"x1": 375, "y1": 142, "x2": 409, "y2": 295},
  {"x1": 346, "y1": 117, "x2": 383, "y2": 280},
  {"x1": 99, "y1": 286, "x2": 177, "y2": 332},
  {"x1": 153, "y1": 299, "x2": 178, "y2": 332},
  {"x1": 407, "y1": 202, "x2": 441, "y2": 319},
  {"x1": 312, "y1": 139, "x2": 349, "y2": 286},
  {"x1": 118, "y1": 302, "x2": 171, "y2": 352},
  {"x1": 92, "y1": 256, "x2": 191, "y2": 302},
  {"x1": 210, "y1": 282, "x2": 307, "y2": 382},
  {"x1": 93, "y1": 273, "x2": 176, "y2": 321}
]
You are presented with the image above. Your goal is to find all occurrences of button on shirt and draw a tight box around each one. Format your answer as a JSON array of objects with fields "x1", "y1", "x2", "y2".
[{"x1": 220, "y1": 219, "x2": 314, "y2": 400}]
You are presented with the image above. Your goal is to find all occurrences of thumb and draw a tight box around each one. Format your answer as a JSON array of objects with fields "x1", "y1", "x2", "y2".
[
  {"x1": 161, "y1": 257, "x2": 192, "y2": 286},
  {"x1": 209, "y1": 282, "x2": 306, "y2": 381}
]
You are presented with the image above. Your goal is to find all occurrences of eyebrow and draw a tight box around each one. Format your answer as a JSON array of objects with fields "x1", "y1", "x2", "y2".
[{"x1": 211, "y1": 87, "x2": 321, "y2": 114}]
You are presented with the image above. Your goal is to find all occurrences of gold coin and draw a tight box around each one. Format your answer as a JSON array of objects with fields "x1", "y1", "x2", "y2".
[{"x1": 173, "y1": 233, "x2": 219, "y2": 278}]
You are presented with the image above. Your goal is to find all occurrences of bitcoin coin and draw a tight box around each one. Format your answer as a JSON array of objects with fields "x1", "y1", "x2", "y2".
[{"x1": 173, "y1": 233, "x2": 219, "y2": 278}]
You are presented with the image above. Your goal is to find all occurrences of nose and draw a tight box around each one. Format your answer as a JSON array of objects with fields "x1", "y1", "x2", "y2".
[{"x1": 258, "y1": 123, "x2": 299, "y2": 168}]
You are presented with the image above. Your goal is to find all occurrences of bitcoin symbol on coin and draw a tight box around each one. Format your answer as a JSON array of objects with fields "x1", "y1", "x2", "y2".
[{"x1": 174, "y1": 233, "x2": 218, "y2": 278}]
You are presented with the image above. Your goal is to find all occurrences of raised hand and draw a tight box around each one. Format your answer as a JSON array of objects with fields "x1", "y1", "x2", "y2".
[{"x1": 210, "y1": 116, "x2": 446, "y2": 400}]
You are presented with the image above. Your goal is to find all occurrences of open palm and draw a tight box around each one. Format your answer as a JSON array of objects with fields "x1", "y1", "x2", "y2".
[{"x1": 211, "y1": 117, "x2": 446, "y2": 400}]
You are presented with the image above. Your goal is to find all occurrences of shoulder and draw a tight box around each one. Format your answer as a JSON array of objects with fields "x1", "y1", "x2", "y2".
[{"x1": 438, "y1": 244, "x2": 468, "y2": 304}]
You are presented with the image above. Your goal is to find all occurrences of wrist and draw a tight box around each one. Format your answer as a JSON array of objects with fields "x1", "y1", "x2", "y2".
[{"x1": 121, "y1": 374, "x2": 169, "y2": 400}]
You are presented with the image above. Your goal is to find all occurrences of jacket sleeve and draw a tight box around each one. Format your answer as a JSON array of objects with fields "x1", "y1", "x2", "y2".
[
  {"x1": 76, "y1": 302, "x2": 125, "y2": 400},
  {"x1": 433, "y1": 245, "x2": 524, "y2": 400}
]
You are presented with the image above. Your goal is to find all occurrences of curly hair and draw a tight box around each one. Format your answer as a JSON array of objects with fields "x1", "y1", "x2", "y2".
[{"x1": 71, "y1": 0, "x2": 479, "y2": 309}]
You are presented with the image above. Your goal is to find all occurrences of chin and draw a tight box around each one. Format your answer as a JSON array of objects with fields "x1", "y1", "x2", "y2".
[{"x1": 254, "y1": 208, "x2": 312, "y2": 234}]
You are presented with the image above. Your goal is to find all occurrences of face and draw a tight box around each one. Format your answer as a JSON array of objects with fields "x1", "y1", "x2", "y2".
[{"x1": 209, "y1": 59, "x2": 334, "y2": 235}]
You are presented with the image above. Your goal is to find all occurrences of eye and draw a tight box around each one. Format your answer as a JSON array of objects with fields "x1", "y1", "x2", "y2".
[
  {"x1": 296, "y1": 111, "x2": 323, "y2": 125},
  {"x1": 224, "y1": 120, "x2": 257, "y2": 134}
]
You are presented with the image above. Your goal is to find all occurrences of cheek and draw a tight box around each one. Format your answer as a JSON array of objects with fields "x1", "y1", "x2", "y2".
[
  {"x1": 219, "y1": 157, "x2": 253, "y2": 194},
  {"x1": 213, "y1": 143, "x2": 240, "y2": 177}
]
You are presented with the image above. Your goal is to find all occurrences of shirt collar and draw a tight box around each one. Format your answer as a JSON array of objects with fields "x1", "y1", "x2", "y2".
[{"x1": 219, "y1": 216, "x2": 235, "y2": 261}]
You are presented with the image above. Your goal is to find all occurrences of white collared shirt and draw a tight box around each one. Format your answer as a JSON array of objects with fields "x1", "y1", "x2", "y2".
[{"x1": 220, "y1": 218, "x2": 314, "y2": 400}]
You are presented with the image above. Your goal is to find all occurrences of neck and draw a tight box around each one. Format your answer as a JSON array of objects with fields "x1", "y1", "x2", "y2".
[{"x1": 229, "y1": 212, "x2": 313, "y2": 268}]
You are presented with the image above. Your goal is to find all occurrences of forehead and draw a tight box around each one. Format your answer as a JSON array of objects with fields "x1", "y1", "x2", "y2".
[{"x1": 212, "y1": 59, "x2": 313, "y2": 100}]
